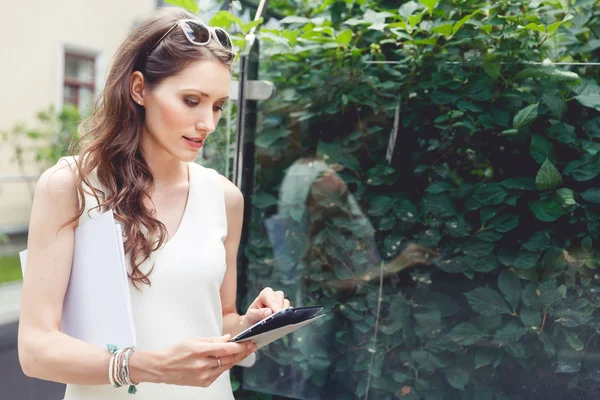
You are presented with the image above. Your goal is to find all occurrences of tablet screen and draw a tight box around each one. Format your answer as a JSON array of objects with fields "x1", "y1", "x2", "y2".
[{"x1": 231, "y1": 306, "x2": 323, "y2": 342}]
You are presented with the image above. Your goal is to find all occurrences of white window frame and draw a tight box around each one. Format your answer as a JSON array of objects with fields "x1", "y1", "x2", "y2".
[{"x1": 55, "y1": 43, "x2": 106, "y2": 113}]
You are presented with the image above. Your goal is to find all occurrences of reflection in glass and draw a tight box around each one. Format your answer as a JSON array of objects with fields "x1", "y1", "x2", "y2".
[
  {"x1": 245, "y1": 157, "x2": 438, "y2": 399},
  {"x1": 238, "y1": 1, "x2": 600, "y2": 398}
]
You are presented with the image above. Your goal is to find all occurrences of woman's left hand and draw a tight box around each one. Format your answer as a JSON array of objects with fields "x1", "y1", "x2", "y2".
[{"x1": 242, "y1": 287, "x2": 291, "y2": 329}]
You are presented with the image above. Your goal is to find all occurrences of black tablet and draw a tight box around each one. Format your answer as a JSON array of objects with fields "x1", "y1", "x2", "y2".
[{"x1": 231, "y1": 306, "x2": 324, "y2": 342}]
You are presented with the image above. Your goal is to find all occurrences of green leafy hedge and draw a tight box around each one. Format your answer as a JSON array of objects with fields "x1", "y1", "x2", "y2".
[{"x1": 210, "y1": 0, "x2": 600, "y2": 399}]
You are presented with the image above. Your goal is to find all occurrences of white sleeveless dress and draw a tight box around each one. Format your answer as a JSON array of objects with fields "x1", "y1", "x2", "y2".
[{"x1": 61, "y1": 159, "x2": 234, "y2": 400}]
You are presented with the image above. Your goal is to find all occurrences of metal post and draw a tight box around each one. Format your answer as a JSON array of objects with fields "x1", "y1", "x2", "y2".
[
  {"x1": 233, "y1": 0, "x2": 270, "y2": 323},
  {"x1": 233, "y1": 38, "x2": 259, "y2": 309}
]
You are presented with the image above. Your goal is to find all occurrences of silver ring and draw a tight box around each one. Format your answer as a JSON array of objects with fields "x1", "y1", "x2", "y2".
[{"x1": 216, "y1": 357, "x2": 221, "y2": 368}]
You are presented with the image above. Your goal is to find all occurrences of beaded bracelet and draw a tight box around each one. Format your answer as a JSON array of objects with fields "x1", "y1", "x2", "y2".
[
  {"x1": 107, "y1": 344, "x2": 138, "y2": 394},
  {"x1": 122, "y1": 348, "x2": 136, "y2": 386}
]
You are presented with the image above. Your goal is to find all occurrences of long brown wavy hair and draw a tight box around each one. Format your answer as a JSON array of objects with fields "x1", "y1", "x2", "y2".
[{"x1": 70, "y1": 7, "x2": 235, "y2": 288}]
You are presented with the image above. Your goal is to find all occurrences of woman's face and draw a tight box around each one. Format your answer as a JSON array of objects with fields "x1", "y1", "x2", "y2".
[{"x1": 141, "y1": 58, "x2": 230, "y2": 162}]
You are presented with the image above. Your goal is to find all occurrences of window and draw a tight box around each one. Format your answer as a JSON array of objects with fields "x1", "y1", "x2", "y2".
[{"x1": 63, "y1": 53, "x2": 95, "y2": 112}]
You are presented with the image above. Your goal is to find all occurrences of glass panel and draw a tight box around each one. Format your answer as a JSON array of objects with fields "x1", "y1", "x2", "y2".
[
  {"x1": 63, "y1": 84, "x2": 77, "y2": 106},
  {"x1": 238, "y1": 1, "x2": 600, "y2": 399},
  {"x1": 78, "y1": 87, "x2": 93, "y2": 115},
  {"x1": 64, "y1": 54, "x2": 94, "y2": 82}
]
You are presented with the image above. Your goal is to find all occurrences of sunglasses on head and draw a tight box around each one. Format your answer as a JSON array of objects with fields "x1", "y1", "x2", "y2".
[{"x1": 147, "y1": 19, "x2": 233, "y2": 58}]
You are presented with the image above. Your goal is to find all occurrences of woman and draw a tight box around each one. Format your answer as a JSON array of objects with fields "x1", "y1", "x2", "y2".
[
  {"x1": 17, "y1": 7, "x2": 289, "y2": 399},
  {"x1": 259, "y1": 158, "x2": 439, "y2": 398}
]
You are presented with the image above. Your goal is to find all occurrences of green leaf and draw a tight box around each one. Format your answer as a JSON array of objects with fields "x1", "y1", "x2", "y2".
[
  {"x1": 482, "y1": 54, "x2": 501, "y2": 79},
  {"x1": 446, "y1": 368, "x2": 469, "y2": 390},
  {"x1": 564, "y1": 330, "x2": 584, "y2": 351},
  {"x1": 255, "y1": 128, "x2": 289, "y2": 148},
  {"x1": 251, "y1": 193, "x2": 278, "y2": 209},
  {"x1": 426, "y1": 182, "x2": 451, "y2": 194},
  {"x1": 421, "y1": 194, "x2": 456, "y2": 218},
  {"x1": 522, "y1": 283, "x2": 543, "y2": 311},
  {"x1": 548, "y1": 14, "x2": 573, "y2": 35},
  {"x1": 411, "y1": 349, "x2": 448, "y2": 371},
  {"x1": 210, "y1": 11, "x2": 243, "y2": 29},
  {"x1": 476, "y1": 230, "x2": 505, "y2": 242},
  {"x1": 452, "y1": 11, "x2": 479, "y2": 36},
  {"x1": 513, "y1": 268, "x2": 538, "y2": 282},
  {"x1": 431, "y1": 90, "x2": 460, "y2": 104},
  {"x1": 520, "y1": 307, "x2": 542, "y2": 327},
  {"x1": 575, "y1": 94, "x2": 600, "y2": 111},
  {"x1": 530, "y1": 135, "x2": 554, "y2": 164},
  {"x1": 487, "y1": 213, "x2": 520, "y2": 233},
  {"x1": 165, "y1": 0, "x2": 199, "y2": 13},
  {"x1": 584, "y1": 118, "x2": 600, "y2": 138},
  {"x1": 554, "y1": 308, "x2": 593, "y2": 328},
  {"x1": 556, "y1": 188, "x2": 577, "y2": 210},
  {"x1": 368, "y1": 195, "x2": 396, "y2": 217},
  {"x1": 521, "y1": 22, "x2": 545, "y2": 33},
  {"x1": 474, "y1": 348, "x2": 496, "y2": 369},
  {"x1": 472, "y1": 184, "x2": 508, "y2": 205},
  {"x1": 498, "y1": 269, "x2": 521, "y2": 310},
  {"x1": 492, "y1": 320, "x2": 526, "y2": 345},
  {"x1": 448, "y1": 323, "x2": 486, "y2": 346},
  {"x1": 501, "y1": 177, "x2": 536, "y2": 190},
  {"x1": 583, "y1": 235, "x2": 592, "y2": 250},
  {"x1": 512, "y1": 251, "x2": 540, "y2": 270},
  {"x1": 408, "y1": 13, "x2": 424, "y2": 28},
  {"x1": 513, "y1": 103, "x2": 539, "y2": 129},
  {"x1": 279, "y1": 16, "x2": 311, "y2": 24},
  {"x1": 543, "y1": 94, "x2": 566, "y2": 119},
  {"x1": 529, "y1": 199, "x2": 566, "y2": 222},
  {"x1": 398, "y1": 1, "x2": 422, "y2": 21},
  {"x1": 241, "y1": 18, "x2": 264, "y2": 34},
  {"x1": 419, "y1": 0, "x2": 438, "y2": 15},
  {"x1": 540, "y1": 332, "x2": 556, "y2": 356},
  {"x1": 432, "y1": 23, "x2": 453, "y2": 37},
  {"x1": 517, "y1": 67, "x2": 579, "y2": 83},
  {"x1": 563, "y1": 155, "x2": 600, "y2": 181},
  {"x1": 480, "y1": 207, "x2": 500, "y2": 225},
  {"x1": 582, "y1": 140, "x2": 600, "y2": 156},
  {"x1": 505, "y1": 343, "x2": 526, "y2": 358},
  {"x1": 535, "y1": 159, "x2": 563, "y2": 191},
  {"x1": 465, "y1": 287, "x2": 512, "y2": 316},
  {"x1": 522, "y1": 231, "x2": 551, "y2": 252},
  {"x1": 548, "y1": 122, "x2": 577, "y2": 146},
  {"x1": 541, "y1": 248, "x2": 563, "y2": 273},
  {"x1": 538, "y1": 279, "x2": 567, "y2": 311},
  {"x1": 497, "y1": 248, "x2": 516, "y2": 267},
  {"x1": 480, "y1": 24, "x2": 492, "y2": 34},
  {"x1": 501, "y1": 129, "x2": 519, "y2": 136},
  {"x1": 343, "y1": 18, "x2": 369, "y2": 26},
  {"x1": 581, "y1": 188, "x2": 600, "y2": 203},
  {"x1": 336, "y1": 30, "x2": 353, "y2": 45},
  {"x1": 367, "y1": 165, "x2": 399, "y2": 185},
  {"x1": 368, "y1": 22, "x2": 388, "y2": 31},
  {"x1": 394, "y1": 199, "x2": 421, "y2": 222}
]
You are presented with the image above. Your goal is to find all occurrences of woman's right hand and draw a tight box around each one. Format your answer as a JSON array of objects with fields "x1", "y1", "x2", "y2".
[{"x1": 151, "y1": 334, "x2": 256, "y2": 387}]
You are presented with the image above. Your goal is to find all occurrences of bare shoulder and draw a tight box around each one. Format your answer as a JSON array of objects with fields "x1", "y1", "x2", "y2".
[
  {"x1": 33, "y1": 160, "x2": 79, "y2": 221},
  {"x1": 218, "y1": 174, "x2": 244, "y2": 211},
  {"x1": 218, "y1": 174, "x2": 243, "y2": 202},
  {"x1": 37, "y1": 160, "x2": 77, "y2": 196}
]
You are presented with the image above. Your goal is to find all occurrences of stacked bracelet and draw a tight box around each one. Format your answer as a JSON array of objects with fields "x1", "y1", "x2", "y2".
[{"x1": 107, "y1": 344, "x2": 138, "y2": 394}]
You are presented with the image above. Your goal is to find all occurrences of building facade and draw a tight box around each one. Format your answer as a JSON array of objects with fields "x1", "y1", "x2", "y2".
[{"x1": 0, "y1": 0, "x2": 158, "y2": 232}]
